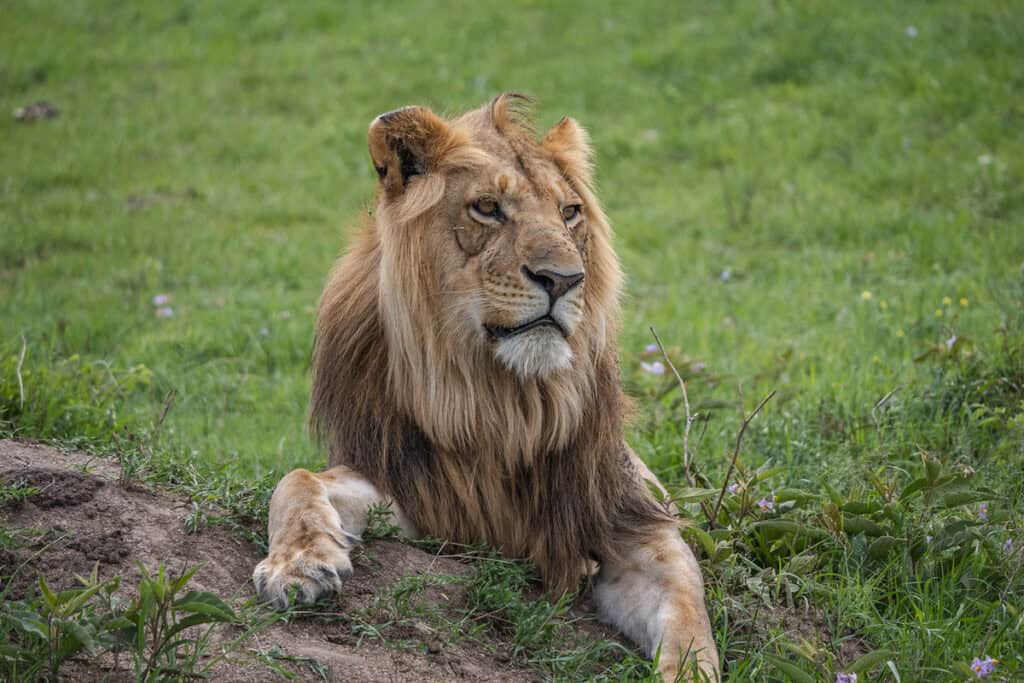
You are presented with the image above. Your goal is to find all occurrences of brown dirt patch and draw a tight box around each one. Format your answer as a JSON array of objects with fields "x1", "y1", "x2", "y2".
[{"x1": 0, "y1": 440, "x2": 622, "y2": 682}]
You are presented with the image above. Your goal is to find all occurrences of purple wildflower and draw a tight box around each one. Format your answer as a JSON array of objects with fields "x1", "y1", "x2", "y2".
[
  {"x1": 152, "y1": 294, "x2": 171, "y2": 306},
  {"x1": 978, "y1": 503, "x2": 989, "y2": 521},
  {"x1": 644, "y1": 343, "x2": 658, "y2": 353},
  {"x1": 640, "y1": 361, "x2": 665, "y2": 376},
  {"x1": 727, "y1": 483, "x2": 740, "y2": 496},
  {"x1": 836, "y1": 673, "x2": 857, "y2": 683},
  {"x1": 155, "y1": 306, "x2": 174, "y2": 318},
  {"x1": 757, "y1": 492, "x2": 775, "y2": 512},
  {"x1": 946, "y1": 335, "x2": 957, "y2": 350},
  {"x1": 971, "y1": 656, "x2": 998, "y2": 678},
  {"x1": 1004, "y1": 538, "x2": 1013, "y2": 554}
]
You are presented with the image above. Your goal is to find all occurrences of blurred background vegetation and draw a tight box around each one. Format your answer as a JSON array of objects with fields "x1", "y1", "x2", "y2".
[{"x1": 2, "y1": 2, "x2": 1022, "y2": 680}]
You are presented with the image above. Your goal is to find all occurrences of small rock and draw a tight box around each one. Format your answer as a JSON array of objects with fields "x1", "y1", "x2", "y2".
[
  {"x1": 14, "y1": 100, "x2": 59, "y2": 122},
  {"x1": 426, "y1": 640, "x2": 442, "y2": 655}
]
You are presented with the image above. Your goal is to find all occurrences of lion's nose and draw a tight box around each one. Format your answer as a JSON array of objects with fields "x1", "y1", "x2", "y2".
[{"x1": 522, "y1": 266, "x2": 584, "y2": 301}]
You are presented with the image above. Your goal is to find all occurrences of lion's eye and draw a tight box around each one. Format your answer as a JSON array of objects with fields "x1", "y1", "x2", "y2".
[
  {"x1": 470, "y1": 198, "x2": 503, "y2": 222},
  {"x1": 561, "y1": 204, "x2": 583, "y2": 225}
]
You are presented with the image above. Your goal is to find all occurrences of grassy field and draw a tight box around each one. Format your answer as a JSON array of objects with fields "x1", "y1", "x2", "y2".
[{"x1": 2, "y1": 1, "x2": 1023, "y2": 680}]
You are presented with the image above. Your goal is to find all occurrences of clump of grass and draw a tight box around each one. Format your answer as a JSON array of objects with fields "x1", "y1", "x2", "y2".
[
  {"x1": 638, "y1": 312, "x2": 1024, "y2": 681},
  {"x1": 463, "y1": 555, "x2": 656, "y2": 680},
  {"x1": 0, "y1": 562, "x2": 274, "y2": 683},
  {"x1": 0, "y1": 480, "x2": 39, "y2": 509}
]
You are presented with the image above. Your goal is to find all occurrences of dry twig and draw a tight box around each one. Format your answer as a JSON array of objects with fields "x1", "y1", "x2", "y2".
[
  {"x1": 649, "y1": 327, "x2": 717, "y2": 523},
  {"x1": 710, "y1": 387, "x2": 776, "y2": 527},
  {"x1": 16, "y1": 334, "x2": 27, "y2": 411}
]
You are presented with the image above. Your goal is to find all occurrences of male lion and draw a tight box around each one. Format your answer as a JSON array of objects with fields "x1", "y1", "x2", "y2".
[{"x1": 253, "y1": 94, "x2": 719, "y2": 680}]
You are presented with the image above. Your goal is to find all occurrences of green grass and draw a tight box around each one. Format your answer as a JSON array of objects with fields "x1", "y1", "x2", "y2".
[{"x1": 2, "y1": 1, "x2": 1023, "y2": 680}]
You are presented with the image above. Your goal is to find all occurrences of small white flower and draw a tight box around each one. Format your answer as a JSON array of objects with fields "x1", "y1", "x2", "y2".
[
  {"x1": 905, "y1": 25, "x2": 918, "y2": 38},
  {"x1": 978, "y1": 154, "x2": 994, "y2": 166},
  {"x1": 640, "y1": 361, "x2": 665, "y2": 376},
  {"x1": 720, "y1": 269, "x2": 732, "y2": 282},
  {"x1": 643, "y1": 128, "x2": 659, "y2": 142},
  {"x1": 258, "y1": 327, "x2": 270, "y2": 338}
]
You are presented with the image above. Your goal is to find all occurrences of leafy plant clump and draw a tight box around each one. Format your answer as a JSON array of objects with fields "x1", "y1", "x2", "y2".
[{"x1": 0, "y1": 562, "x2": 272, "y2": 682}]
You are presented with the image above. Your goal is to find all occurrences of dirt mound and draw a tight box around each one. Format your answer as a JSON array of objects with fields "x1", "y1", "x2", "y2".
[{"x1": 1, "y1": 440, "x2": 603, "y2": 681}]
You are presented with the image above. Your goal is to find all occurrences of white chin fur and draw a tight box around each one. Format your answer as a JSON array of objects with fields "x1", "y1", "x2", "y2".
[{"x1": 494, "y1": 330, "x2": 573, "y2": 379}]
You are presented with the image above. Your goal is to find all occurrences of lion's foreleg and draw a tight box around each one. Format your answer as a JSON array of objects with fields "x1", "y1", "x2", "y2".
[
  {"x1": 253, "y1": 465, "x2": 415, "y2": 608},
  {"x1": 595, "y1": 525, "x2": 719, "y2": 682}
]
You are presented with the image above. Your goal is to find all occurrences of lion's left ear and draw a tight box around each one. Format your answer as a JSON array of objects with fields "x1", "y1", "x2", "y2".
[
  {"x1": 541, "y1": 116, "x2": 594, "y2": 183},
  {"x1": 368, "y1": 105, "x2": 461, "y2": 196}
]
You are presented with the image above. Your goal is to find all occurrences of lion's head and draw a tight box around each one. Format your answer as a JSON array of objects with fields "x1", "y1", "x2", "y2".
[{"x1": 366, "y1": 94, "x2": 621, "y2": 381}]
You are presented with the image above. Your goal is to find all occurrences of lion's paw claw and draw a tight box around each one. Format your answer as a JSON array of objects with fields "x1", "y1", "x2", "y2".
[{"x1": 253, "y1": 542, "x2": 354, "y2": 609}]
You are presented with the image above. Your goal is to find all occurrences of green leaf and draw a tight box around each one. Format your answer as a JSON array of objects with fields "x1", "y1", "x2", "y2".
[
  {"x1": 841, "y1": 514, "x2": 887, "y2": 537},
  {"x1": 61, "y1": 619, "x2": 96, "y2": 655},
  {"x1": 937, "y1": 490, "x2": 989, "y2": 509},
  {"x1": 3, "y1": 609, "x2": 48, "y2": 640},
  {"x1": 164, "y1": 613, "x2": 224, "y2": 641},
  {"x1": 899, "y1": 478, "x2": 927, "y2": 502},
  {"x1": 773, "y1": 488, "x2": 818, "y2": 504},
  {"x1": 169, "y1": 565, "x2": 201, "y2": 594},
  {"x1": 38, "y1": 576, "x2": 58, "y2": 609},
  {"x1": 173, "y1": 591, "x2": 236, "y2": 622},
  {"x1": 681, "y1": 526, "x2": 716, "y2": 557},
  {"x1": 670, "y1": 487, "x2": 720, "y2": 504},
  {"x1": 823, "y1": 482, "x2": 843, "y2": 507},
  {"x1": 848, "y1": 648, "x2": 895, "y2": 674},
  {"x1": 864, "y1": 469, "x2": 889, "y2": 498},
  {"x1": 751, "y1": 520, "x2": 829, "y2": 541},
  {"x1": 645, "y1": 479, "x2": 667, "y2": 503},
  {"x1": 751, "y1": 467, "x2": 787, "y2": 485},
  {"x1": 841, "y1": 501, "x2": 883, "y2": 515},
  {"x1": 61, "y1": 583, "x2": 103, "y2": 616},
  {"x1": 867, "y1": 536, "x2": 901, "y2": 560},
  {"x1": 763, "y1": 654, "x2": 818, "y2": 683}
]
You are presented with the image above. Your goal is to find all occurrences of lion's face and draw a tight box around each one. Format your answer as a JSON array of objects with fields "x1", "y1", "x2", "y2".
[
  {"x1": 431, "y1": 155, "x2": 588, "y2": 378},
  {"x1": 367, "y1": 96, "x2": 619, "y2": 381}
]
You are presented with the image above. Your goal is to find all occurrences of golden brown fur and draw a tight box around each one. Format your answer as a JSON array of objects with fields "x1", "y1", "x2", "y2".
[
  {"x1": 256, "y1": 95, "x2": 719, "y2": 679},
  {"x1": 309, "y1": 94, "x2": 670, "y2": 593}
]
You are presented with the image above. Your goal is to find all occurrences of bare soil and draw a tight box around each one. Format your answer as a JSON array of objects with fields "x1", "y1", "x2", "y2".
[{"x1": 0, "y1": 440, "x2": 618, "y2": 682}]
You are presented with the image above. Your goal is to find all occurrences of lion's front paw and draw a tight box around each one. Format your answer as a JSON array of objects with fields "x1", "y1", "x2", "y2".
[{"x1": 253, "y1": 531, "x2": 357, "y2": 609}]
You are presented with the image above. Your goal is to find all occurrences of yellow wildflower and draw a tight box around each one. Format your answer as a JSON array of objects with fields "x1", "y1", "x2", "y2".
[
  {"x1": 942, "y1": 296, "x2": 952, "y2": 306},
  {"x1": 959, "y1": 297, "x2": 969, "y2": 307},
  {"x1": 861, "y1": 291, "x2": 873, "y2": 301}
]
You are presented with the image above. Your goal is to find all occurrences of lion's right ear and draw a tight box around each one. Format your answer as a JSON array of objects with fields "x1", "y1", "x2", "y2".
[
  {"x1": 541, "y1": 116, "x2": 594, "y2": 185},
  {"x1": 368, "y1": 106, "x2": 459, "y2": 195}
]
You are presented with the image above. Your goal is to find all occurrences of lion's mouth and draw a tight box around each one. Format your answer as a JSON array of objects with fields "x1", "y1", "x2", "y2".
[{"x1": 487, "y1": 315, "x2": 566, "y2": 340}]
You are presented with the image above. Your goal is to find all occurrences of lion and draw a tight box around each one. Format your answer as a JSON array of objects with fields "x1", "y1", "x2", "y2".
[{"x1": 253, "y1": 94, "x2": 719, "y2": 680}]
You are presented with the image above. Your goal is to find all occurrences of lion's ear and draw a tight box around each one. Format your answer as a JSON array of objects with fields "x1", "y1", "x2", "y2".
[
  {"x1": 541, "y1": 116, "x2": 594, "y2": 183},
  {"x1": 368, "y1": 106, "x2": 458, "y2": 195}
]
